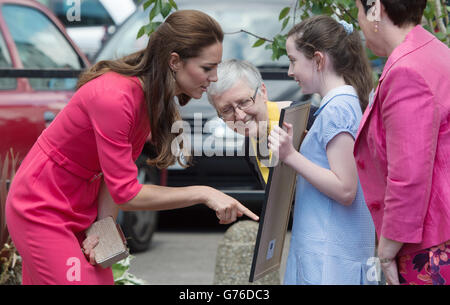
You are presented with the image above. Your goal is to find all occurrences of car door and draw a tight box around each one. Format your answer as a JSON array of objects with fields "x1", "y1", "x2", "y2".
[{"x1": 0, "y1": 1, "x2": 88, "y2": 162}]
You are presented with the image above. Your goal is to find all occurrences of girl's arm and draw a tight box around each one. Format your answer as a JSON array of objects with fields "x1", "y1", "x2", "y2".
[{"x1": 269, "y1": 123, "x2": 358, "y2": 206}]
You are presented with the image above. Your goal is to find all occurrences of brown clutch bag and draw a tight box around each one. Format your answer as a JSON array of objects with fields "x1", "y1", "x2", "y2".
[{"x1": 85, "y1": 216, "x2": 129, "y2": 269}]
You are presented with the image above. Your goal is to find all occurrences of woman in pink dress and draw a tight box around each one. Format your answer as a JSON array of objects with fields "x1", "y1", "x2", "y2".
[
  {"x1": 5, "y1": 10, "x2": 258, "y2": 285},
  {"x1": 354, "y1": 0, "x2": 450, "y2": 285}
]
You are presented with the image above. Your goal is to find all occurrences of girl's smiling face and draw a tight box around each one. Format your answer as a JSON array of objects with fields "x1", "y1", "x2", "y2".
[{"x1": 286, "y1": 36, "x2": 320, "y2": 95}]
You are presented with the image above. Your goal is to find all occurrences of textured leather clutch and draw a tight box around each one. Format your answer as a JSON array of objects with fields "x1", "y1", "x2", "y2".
[{"x1": 86, "y1": 216, "x2": 129, "y2": 269}]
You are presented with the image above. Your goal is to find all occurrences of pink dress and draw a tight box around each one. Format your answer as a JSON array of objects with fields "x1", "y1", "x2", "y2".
[{"x1": 6, "y1": 72, "x2": 150, "y2": 284}]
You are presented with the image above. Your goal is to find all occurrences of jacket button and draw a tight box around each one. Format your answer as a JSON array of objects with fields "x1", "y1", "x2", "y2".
[
  {"x1": 357, "y1": 159, "x2": 365, "y2": 170},
  {"x1": 369, "y1": 201, "x2": 381, "y2": 211}
]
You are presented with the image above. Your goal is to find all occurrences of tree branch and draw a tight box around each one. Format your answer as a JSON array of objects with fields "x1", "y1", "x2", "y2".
[
  {"x1": 434, "y1": 0, "x2": 449, "y2": 44},
  {"x1": 225, "y1": 29, "x2": 274, "y2": 43},
  {"x1": 336, "y1": 3, "x2": 358, "y2": 24}
]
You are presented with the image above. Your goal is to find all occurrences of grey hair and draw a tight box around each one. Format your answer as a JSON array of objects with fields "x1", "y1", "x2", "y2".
[{"x1": 207, "y1": 59, "x2": 263, "y2": 106}]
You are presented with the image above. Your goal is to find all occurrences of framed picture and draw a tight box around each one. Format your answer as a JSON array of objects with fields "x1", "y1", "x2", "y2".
[{"x1": 249, "y1": 101, "x2": 311, "y2": 282}]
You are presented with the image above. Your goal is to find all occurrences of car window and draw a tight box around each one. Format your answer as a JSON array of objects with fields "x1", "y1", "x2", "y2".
[
  {"x1": 0, "y1": 29, "x2": 17, "y2": 90},
  {"x1": 2, "y1": 4, "x2": 82, "y2": 91},
  {"x1": 212, "y1": 7, "x2": 290, "y2": 67},
  {"x1": 96, "y1": 3, "x2": 291, "y2": 68},
  {"x1": 42, "y1": 0, "x2": 114, "y2": 27},
  {"x1": 94, "y1": 11, "x2": 147, "y2": 61}
]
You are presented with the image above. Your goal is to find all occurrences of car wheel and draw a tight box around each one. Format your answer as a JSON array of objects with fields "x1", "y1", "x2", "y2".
[{"x1": 120, "y1": 159, "x2": 158, "y2": 253}]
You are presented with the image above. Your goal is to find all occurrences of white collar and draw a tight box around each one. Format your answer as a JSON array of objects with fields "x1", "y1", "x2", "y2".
[{"x1": 319, "y1": 85, "x2": 357, "y2": 108}]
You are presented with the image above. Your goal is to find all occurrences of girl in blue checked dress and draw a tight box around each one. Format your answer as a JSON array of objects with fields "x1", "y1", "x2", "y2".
[{"x1": 268, "y1": 15, "x2": 376, "y2": 285}]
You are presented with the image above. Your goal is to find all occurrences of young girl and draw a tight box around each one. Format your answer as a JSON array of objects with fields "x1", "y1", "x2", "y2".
[{"x1": 268, "y1": 15, "x2": 376, "y2": 284}]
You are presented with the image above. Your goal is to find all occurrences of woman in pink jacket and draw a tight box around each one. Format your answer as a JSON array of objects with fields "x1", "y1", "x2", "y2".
[
  {"x1": 5, "y1": 10, "x2": 257, "y2": 285},
  {"x1": 354, "y1": 0, "x2": 450, "y2": 285}
]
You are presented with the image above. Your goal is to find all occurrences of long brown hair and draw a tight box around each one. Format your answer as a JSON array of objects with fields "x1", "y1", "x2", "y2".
[
  {"x1": 288, "y1": 15, "x2": 373, "y2": 111},
  {"x1": 77, "y1": 10, "x2": 224, "y2": 169}
]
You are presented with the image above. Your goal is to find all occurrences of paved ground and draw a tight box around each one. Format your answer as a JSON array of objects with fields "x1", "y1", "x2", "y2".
[{"x1": 128, "y1": 229, "x2": 291, "y2": 285}]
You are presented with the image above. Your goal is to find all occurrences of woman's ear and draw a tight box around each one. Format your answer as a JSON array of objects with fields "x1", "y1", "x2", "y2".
[
  {"x1": 168, "y1": 52, "x2": 182, "y2": 72},
  {"x1": 259, "y1": 82, "x2": 268, "y2": 101},
  {"x1": 313, "y1": 51, "x2": 325, "y2": 71}
]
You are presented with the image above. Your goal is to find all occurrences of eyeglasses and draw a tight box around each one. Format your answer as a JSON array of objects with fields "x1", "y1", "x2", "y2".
[{"x1": 218, "y1": 85, "x2": 259, "y2": 120}]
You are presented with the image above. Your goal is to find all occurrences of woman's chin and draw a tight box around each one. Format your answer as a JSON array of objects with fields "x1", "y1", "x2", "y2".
[{"x1": 190, "y1": 92, "x2": 203, "y2": 100}]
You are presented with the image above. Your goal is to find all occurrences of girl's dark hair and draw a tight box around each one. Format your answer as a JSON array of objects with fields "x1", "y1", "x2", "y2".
[
  {"x1": 77, "y1": 10, "x2": 224, "y2": 169},
  {"x1": 288, "y1": 15, "x2": 373, "y2": 111},
  {"x1": 359, "y1": 0, "x2": 427, "y2": 27}
]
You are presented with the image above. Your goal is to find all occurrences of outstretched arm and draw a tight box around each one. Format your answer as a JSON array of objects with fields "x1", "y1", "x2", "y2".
[
  {"x1": 120, "y1": 184, "x2": 259, "y2": 224},
  {"x1": 83, "y1": 181, "x2": 259, "y2": 265}
]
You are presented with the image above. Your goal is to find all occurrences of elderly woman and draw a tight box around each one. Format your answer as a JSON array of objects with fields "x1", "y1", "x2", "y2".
[
  {"x1": 207, "y1": 59, "x2": 317, "y2": 187},
  {"x1": 354, "y1": 0, "x2": 450, "y2": 285}
]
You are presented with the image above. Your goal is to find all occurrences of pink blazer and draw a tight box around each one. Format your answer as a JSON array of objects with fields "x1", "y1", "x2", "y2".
[{"x1": 354, "y1": 25, "x2": 450, "y2": 256}]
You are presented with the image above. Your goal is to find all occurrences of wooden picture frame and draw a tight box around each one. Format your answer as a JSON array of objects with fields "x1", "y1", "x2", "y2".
[{"x1": 249, "y1": 102, "x2": 311, "y2": 282}]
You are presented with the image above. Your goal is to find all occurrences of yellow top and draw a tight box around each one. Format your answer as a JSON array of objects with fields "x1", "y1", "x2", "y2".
[{"x1": 250, "y1": 101, "x2": 281, "y2": 184}]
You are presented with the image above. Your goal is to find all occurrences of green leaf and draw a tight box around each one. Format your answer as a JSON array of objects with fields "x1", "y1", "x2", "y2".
[
  {"x1": 271, "y1": 47, "x2": 279, "y2": 61},
  {"x1": 168, "y1": 0, "x2": 178, "y2": 10},
  {"x1": 144, "y1": 0, "x2": 157, "y2": 11},
  {"x1": 161, "y1": 2, "x2": 172, "y2": 18},
  {"x1": 281, "y1": 16, "x2": 290, "y2": 31},
  {"x1": 422, "y1": 24, "x2": 432, "y2": 33},
  {"x1": 423, "y1": 2, "x2": 434, "y2": 20},
  {"x1": 112, "y1": 262, "x2": 128, "y2": 280},
  {"x1": 279, "y1": 7, "x2": 290, "y2": 20},
  {"x1": 151, "y1": 21, "x2": 162, "y2": 31},
  {"x1": 252, "y1": 38, "x2": 266, "y2": 48},
  {"x1": 435, "y1": 31, "x2": 446, "y2": 41},
  {"x1": 143, "y1": 0, "x2": 156, "y2": 11},
  {"x1": 149, "y1": 0, "x2": 162, "y2": 21},
  {"x1": 137, "y1": 25, "x2": 148, "y2": 38},
  {"x1": 311, "y1": 3, "x2": 322, "y2": 15}
]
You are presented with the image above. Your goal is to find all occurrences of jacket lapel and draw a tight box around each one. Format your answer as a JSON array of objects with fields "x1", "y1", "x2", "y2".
[
  {"x1": 355, "y1": 25, "x2": 435, "y2": 147},
  {"x1": 355, "y1": 85, "x2": 379, "y2": 146}
]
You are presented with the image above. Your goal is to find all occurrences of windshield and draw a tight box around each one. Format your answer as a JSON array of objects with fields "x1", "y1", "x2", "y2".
[{"x1": 96, "y1": 1, "x2": 292, "y2": 68}]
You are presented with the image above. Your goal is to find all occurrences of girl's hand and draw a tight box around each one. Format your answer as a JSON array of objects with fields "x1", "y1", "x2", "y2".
[
  {"x1": 203, "y1": 187, "x2": 259, "y2": 224},
  {"x1": 268, "y1": 122, "x2": 295, "y2": 162},
  {"x1": 81, "y1": 234, "x2": 99, "y2": 265}
]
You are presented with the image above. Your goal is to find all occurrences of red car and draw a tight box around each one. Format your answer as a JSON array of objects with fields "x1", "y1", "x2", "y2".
[{"x1": 0, "y1": 0, "x2": 89, "y2": 162}]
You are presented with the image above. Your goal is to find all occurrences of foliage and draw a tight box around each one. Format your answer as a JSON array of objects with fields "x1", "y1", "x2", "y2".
[
  {"x1": 137, "y1": 0, "x2": 178, "y2": 38},
  {"x1": 0, "y1": 149, "x2": 21, "y2": 285},
  {"x1": 261, "y1": 0, "x2": 449, "y2": 60},
  {"x1": 112, "y1": 256, "x2": 146, "y2": 285},
  {"x1": 138, "y1": 0, "x2": 449, "y2": 61}
]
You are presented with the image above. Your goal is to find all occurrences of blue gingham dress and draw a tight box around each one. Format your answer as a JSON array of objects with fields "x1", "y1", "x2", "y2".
[{"x1": 284, "y1": 86, "x2": 376, "y2": 285}]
